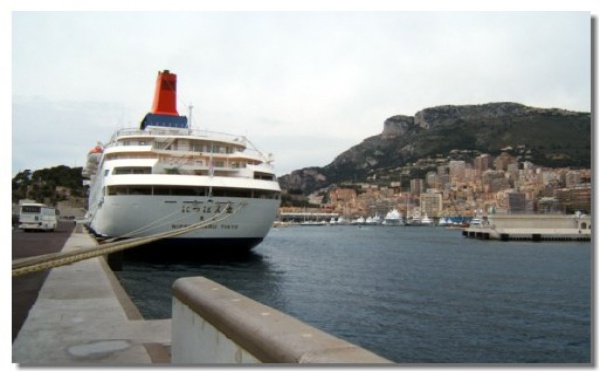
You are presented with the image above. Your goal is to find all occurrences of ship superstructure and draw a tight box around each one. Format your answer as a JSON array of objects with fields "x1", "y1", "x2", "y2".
[{"x1": 82, "y1": 70, "x2": 281, "y2": 255}]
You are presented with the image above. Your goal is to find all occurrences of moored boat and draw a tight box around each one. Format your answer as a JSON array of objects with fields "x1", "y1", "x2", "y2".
[
  {"x1": 383, "y1": 208, "x2": 403, "y2": 226},
  {"x1": 407, "y1": 209, "x2": 422, "y2": 226},
  {"x1": 421, "y1": 213, "x2": 433, "y2": 226},
  {"x1": 366, "y1": 214, "x2": 382, "y2": 225},
  {"x1": 351, "y1": 216, "x2": 366, "y2": 225},
  {"x1": 438, "y1": 217, "x2": 450, "y2": 227},
  {"x1": 82, "y1": 70, "x2": 281, "y2": 257}
]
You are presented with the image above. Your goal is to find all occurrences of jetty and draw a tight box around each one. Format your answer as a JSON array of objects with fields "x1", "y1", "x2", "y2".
[
  {"x1": 463, "y1": 213, "x2": 591, "y2": 242},
  {"x1": 12, "y1": 222, "x2": 390, "y2": 365}
]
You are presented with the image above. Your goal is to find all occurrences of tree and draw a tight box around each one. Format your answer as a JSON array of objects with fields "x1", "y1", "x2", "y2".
[
  {"x1": 12, "y1": 169, "x2": 32, "y2": 202},
  {"x1": 12, "y1": 165, "x2": 86, "y2": 204}
]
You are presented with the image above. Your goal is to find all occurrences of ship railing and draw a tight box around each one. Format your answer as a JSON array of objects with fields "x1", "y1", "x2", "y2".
[
  {"x1": 111, "y1": 127, "x2": 246, "y2": 148},
  {"x1": 109, "y1": 127, "x2": 273, "y2": 164}
]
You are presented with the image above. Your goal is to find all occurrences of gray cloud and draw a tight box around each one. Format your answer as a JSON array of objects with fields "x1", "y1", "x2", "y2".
[{"x1": 11, "y1": 11, "x2": 592, "y2": 176}]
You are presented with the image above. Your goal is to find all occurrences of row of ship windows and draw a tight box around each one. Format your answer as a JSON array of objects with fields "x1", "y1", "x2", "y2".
[
  {"x1": 121, "y1": 140, "x2": 239, "y2": 154},
  {"x1": 106, "y1": 185, "x2": 281, "y2": 199},
  {"x1": 110, "y1": 166, "x2": 276, "y2": 181},
  {"x1": 112, "y1": 167, "x2": 152, "y2": 175}
]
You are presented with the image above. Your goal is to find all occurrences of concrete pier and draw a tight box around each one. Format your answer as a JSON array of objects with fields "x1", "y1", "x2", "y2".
[
  {"x1": 462, "y1": 213, "x2": 592, "y2": 242},
  {"x1": 12, "y1": 230, "x2": 171, "y2": 365},
  {"x1": 463, "y1": 227, "x2": 591, "y2": 241}
]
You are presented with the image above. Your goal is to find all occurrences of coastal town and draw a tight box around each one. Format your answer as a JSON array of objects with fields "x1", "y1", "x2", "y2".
[{"x1": 280, "y1": 148, "x2": 592, "y2": 224}]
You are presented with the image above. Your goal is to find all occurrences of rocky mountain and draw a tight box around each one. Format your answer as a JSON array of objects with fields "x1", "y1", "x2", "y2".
[{"x1": 279, "y1": 102, "x2": 591, "y2": 195}]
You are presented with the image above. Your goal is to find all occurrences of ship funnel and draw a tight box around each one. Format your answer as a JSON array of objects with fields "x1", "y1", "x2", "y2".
[
  {"x1": 151, "y1": 70, "x2": 179, "y2": 116},
  {"x1": 140, "y1": 70, "x2": 188, "y2": 130}
]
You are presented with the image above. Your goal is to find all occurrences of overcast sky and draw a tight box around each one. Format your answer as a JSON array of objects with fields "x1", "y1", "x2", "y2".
[{"x1": 8, "y1": 8, "x2": 594, "y2": 177}]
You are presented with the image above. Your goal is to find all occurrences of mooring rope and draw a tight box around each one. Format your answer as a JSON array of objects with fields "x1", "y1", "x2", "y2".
[
  {"x1": 100, "y1": 208, "x2": 186, "y2": 243},
  {"x1": 12, "y1": 202, "x2": 246, "y2": 277}
]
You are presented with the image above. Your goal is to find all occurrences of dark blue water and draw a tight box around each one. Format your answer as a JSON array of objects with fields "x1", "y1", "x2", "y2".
[{"x1": 115, "y1": 226, "x2": 591, "y2": 363}]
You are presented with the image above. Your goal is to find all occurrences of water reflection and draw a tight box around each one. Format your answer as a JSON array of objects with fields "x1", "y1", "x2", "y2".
[{"x1": 116, "y1": 247, "x2": 286, "y2": 320}]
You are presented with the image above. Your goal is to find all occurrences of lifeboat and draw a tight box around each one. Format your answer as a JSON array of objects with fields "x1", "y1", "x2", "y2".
[{"x1": 82, "y1": 145, "x2": 104, "y2": 178}]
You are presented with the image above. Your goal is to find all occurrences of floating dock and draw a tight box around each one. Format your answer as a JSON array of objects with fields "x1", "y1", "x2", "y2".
[
  {"x1": 462, "y1": 213, "x2": 591, "y2": 242},
  {"x1": 463, "y1": 227, "x2": 591, "y2": 241}
]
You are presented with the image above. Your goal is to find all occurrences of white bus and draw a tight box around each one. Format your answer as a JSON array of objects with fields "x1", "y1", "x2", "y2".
[{"x1": 18, "y1": 203, "x2": 57, "y2": 232}]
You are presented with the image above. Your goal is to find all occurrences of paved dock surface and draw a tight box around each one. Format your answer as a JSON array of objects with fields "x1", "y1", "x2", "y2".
[
  {"x1": 12, "y1": 221, "x2": 74, "y2": 342},
  {"x1": 12, "y1": 222, "x2": 171, "y2": 365}
]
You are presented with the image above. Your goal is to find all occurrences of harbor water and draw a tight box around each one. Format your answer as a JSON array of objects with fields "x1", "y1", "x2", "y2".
[{"x1": 115, "y1": 225, "x2": 591, "y2": 363}]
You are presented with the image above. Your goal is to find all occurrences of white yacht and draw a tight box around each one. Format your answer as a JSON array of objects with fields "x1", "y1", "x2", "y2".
[
  {"x1": 365, "y1": 214, "x2": 382, "y2": 225},
  {"x1": 383, "y1": 209, "x2": 403, "y2": 225},
  {"x1": 407, "y1": 209, "x2": 422, "y2": 226},
  {"x1": 469, "y1": 210, "x2": 486, "y2": 228},
  {"x1": 421, "y1": 213, "x2": 433, "y2": 226},
  {"x1": 469, "y1": 217, "x2": 484, "y2": 227},
  {"x1": 438, "y1": 217, "x2": 450, "y2": 227},
  {"x1": 351, "y1": 216, "x2": 366, "y2": 225},
  {"x1": 82, "y1": 70, "x2": 281, "y2": 255}
]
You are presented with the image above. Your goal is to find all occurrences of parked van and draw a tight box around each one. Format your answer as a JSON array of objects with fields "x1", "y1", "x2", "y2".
[{"x1": 18, "y1": 203, "x2": 57, "y2": 232}]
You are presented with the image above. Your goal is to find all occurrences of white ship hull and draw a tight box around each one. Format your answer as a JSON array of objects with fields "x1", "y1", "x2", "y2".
[
  {"x1": 89, "y1": 194, "x2": 279, "y2": 242},
  {"x1": 86, "y1": 172, "x2": 281, "y2": 254}
]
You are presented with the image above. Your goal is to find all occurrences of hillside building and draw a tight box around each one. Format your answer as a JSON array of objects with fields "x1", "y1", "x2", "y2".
[
  {"x1": 506, "y1": 192, "x2": 527, "y2": 213},
  {"x1": 474, "y1": 154, "x2": 494, "y2": 175},
  {"x1": 410, "y1": 178, "x2": 424, "y2": 195},
  {"x1": 554, "y1": 185, "x2": 592, "y2": 213},
  {"x1": 494, "y1": 152, "x2": 515, "y2": 171},
  {"x1": 449, "y1": 160, "x2": 466, "y2": 183},
  {"x1": 329, "y1": 187, "x2": 358, "y2": 212},
  {"x1": 565, "y1": 171, "x2": 582, "y2": 187},
  {"x1": 420, "y1": 190, "x2": 443, "y2": 218}
]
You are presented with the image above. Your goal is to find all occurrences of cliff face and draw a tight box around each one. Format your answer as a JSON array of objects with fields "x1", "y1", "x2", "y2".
[
  {"x1": 414, "y1": 102, "x2": 528, "y2": 129},
  {"x1": 381, "y1": 115, "x2": 414, "y2": 138},
  {"x1": 278, "y1": 102, "x2": 591, "y2": 195},
  {"x1": 413, "y1": 102, "x2": 583, "y2": 129}
]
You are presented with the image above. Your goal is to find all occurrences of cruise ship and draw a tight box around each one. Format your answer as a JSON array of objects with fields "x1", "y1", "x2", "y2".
[{"x1": 82, "y1": 70, "x2": 281, "y2": 256}]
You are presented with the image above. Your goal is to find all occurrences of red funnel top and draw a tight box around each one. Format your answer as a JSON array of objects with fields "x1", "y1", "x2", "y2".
[{"x1": 150, "y1": 70, "x2": 179, "y2": 116}]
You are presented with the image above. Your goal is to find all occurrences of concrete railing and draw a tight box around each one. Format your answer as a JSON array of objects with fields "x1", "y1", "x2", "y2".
[{"x1": 171, "y1": 277, "x2": 392, "y2": 364}]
